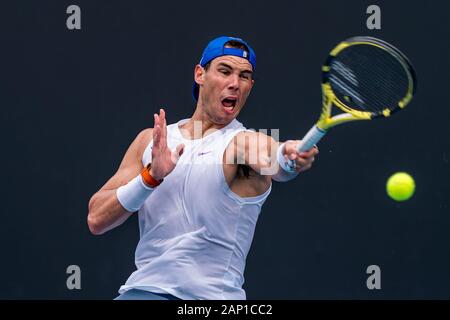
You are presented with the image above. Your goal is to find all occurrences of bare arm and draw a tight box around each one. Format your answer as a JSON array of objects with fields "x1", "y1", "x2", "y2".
[
  {"x1": 87, "y1": 109, "x2": 184, "y2": 235},
  {"x1": 87, "y1": 128, "x2": 152, "y2": 235},
  {"x1": 230, "y1": 131, "x2": 318, "y2": 182}
]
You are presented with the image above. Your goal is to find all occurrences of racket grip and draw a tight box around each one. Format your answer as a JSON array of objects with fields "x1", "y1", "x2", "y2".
[
  {"x1": 283, "y1": 125, "x2": 326, "y2": 172},
  {"x1": 296, "y1": 125, "x2": 326, "y2": 152}
]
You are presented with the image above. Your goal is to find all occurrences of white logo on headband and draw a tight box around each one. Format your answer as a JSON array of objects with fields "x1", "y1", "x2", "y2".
[{"x1": 243, "y1": 51, "x2": 248, "y2": 58}]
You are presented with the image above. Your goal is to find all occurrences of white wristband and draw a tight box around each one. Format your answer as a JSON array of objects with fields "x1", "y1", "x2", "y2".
[
  {"x1": 277, "y1": 142, "x2": 296, "y2": 173},
  {"x1": 116, "y1": 175, "x2": 154, "y2": 213}
]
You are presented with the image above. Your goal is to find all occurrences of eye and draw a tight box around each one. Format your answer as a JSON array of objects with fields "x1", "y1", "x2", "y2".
[
  {"x1": 220, "y1": 69, "x2": 230, "y2": 75},
  {"x1": 240, "y1": 74, "x2": 250, "y2": 80}
]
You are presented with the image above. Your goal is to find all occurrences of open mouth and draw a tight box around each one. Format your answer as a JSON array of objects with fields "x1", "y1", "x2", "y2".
[{"x1": 221, "y1": 97, "x2": 237, "y2": 113}]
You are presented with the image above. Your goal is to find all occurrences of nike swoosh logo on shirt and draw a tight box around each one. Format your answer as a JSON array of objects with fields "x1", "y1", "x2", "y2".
[{"x1": 198, "y1": 151, "x2": 212, "y2": 156}]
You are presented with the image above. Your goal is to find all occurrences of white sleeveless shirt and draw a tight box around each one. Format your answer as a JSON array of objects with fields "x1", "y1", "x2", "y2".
[{"x1": 118, "y1": 118, "x2": 272, "y2": 300}]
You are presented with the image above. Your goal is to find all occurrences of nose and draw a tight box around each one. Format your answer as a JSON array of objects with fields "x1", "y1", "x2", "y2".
[{"x1": 227, "y1": 74, "x2": 239, "y2": 91}]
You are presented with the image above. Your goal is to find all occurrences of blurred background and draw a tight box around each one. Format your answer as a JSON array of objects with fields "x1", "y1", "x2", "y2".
[{"x1": 1, "y1": 0, "x2": 449, "y2": 299}]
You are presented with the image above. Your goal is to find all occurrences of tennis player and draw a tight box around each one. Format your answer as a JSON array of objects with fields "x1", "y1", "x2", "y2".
[{"x1": 87, "y1": 36, "x2": 318, "y2": 300}]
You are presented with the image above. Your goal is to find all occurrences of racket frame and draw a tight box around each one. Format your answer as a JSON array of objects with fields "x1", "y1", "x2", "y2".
[{"x1": 294, "y1": 36, "x2": 416, "y2": 155}]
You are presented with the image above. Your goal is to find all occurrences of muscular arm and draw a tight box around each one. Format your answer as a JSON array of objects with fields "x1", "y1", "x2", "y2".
[
  {"x1": 229, "y1": 131, "x2": 318, "y2": 182},
  {"x1": 87, "y1": 129, "x2": 152, "y2": 235},
  {"x1": 87, "y1": 109, "x2": 184, "y2": 235}
]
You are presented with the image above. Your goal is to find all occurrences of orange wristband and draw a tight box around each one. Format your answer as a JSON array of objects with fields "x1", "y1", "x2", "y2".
[{"x1": 141, "y1": 163, "x2": 163, "y2": 188}]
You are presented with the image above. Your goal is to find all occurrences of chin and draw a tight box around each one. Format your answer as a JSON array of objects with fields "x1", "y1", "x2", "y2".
[{"x1": 213, "y1": 114, "x2": 234, "y2": 126}]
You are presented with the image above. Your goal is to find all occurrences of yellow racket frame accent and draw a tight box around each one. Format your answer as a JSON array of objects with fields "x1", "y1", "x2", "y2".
[
  {"x1": 316, "y1": 83, "x2": 371, "y2": 131},
  {"x1": 317, "y1": 39, "x2": 416, "y2": 131},
  {"x1": 292, "y1": 36, "x2": 416, "y2": 157}
]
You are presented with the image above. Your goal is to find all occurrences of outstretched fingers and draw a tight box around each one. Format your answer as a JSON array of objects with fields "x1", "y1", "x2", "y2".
[
  {"x1": 159, "y1": 108, "x2": 167, "y2": 148},
  {"x1": 153, "y1": 109, "x2": 169, "y2": 150},
  {"x1": 153, "y1": 113, "x2": 161, "y2": 147}
]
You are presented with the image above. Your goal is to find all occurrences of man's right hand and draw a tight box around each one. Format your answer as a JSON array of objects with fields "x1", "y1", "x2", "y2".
[{"x1": 150, "y1": 108, "x2": 185, "y2": 181}]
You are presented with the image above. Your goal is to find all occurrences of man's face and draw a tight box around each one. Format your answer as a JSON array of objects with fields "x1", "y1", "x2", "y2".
[{"x1": 195, "y1": 55, "x2": 254, "y2": 124}]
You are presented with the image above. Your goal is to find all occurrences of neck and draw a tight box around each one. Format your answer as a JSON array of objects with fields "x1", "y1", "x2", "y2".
[{"x1": 179, "y1": 103, "x2": 231, "y2": 140}]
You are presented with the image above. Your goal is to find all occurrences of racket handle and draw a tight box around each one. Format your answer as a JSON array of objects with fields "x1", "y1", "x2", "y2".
[
  {"x1": 283, "y1": 125, "x2": 326, "y2": 172},
  {"x1": 296, "y1": 125, "x2": 326, "y2": 152}
]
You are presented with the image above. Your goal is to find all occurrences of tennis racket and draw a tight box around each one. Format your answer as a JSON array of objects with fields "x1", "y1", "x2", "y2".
[{"x1": 286, "y1": 36, "x2": 417, "y2": 170}]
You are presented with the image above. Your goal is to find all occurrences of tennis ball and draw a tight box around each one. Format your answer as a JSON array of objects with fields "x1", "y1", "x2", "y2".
[{"x1": 386, "y1": 172, "x2": 415, "y2": 201}]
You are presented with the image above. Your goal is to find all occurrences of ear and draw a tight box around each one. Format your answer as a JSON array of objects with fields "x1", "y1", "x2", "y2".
[{"x1": 194, "y1": 64, "x2": 205, "y2": 85}]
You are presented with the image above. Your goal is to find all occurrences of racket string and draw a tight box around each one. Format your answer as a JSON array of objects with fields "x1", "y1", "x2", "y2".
[{"x1": 328, "y1": 45, "x2": 410, "y2": 114}]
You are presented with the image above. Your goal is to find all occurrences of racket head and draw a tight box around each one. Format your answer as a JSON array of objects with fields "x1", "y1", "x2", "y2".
[{"x1": 321, "y1": 36, "x2": 417, "y2": 123}]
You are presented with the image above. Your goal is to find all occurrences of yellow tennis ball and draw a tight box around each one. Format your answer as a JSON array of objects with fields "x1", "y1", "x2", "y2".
[{"x1": 386, "y1": 172, "x2": 415, "y2": 201}]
